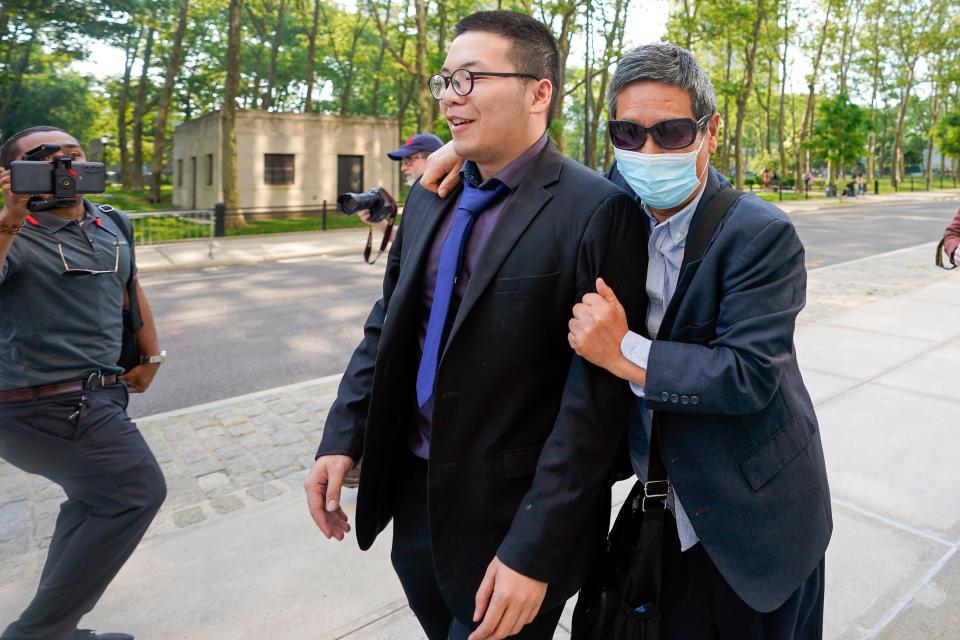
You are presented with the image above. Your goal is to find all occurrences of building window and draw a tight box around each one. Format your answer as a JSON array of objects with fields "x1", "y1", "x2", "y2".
[
  {"x1": 177, "y1": 158, "x2": 183, "y2": 187},
  {"x1": 337, "y1": 155, "x2": 364, "y2": 195},
  {"x1": 206, "y1": 154, "x2": 214, "y2": 186},
  {"x1": 264, "y1": 153, "x2": 295, "y2": 185}
]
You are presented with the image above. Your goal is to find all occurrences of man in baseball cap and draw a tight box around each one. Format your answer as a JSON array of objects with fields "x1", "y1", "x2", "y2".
[{"x1": 387, "y1": 133, "x2": 445, "y2": 183}]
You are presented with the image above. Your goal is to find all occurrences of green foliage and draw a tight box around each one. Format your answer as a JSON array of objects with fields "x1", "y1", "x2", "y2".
[
  {"x1": 935, "y1": 111, "x2": 960, "y2": 159},
  {"x1": 807, "y1": 93, "x2": 868, "y2": 177},
  {"x1": 2, "y1": 69, "x2": 102, "y2": 144}
]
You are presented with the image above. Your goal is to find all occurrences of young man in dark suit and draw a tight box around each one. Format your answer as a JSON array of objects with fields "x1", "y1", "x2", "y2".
[{"x1": 305, "y1": 11, "x2": 645, "y2": 640}]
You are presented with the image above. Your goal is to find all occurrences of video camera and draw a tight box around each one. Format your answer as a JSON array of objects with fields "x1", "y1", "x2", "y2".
[
  {"x1": 337, "y1": 187, "x2": 397, "y2": 223},
  {"x1": 10, "y1": 144, "x2": 106, "y2": 199}
]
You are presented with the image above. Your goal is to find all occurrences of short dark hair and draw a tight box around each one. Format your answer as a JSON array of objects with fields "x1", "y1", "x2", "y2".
[
  {"x1": 0, "y1": 126, "x2": 70, "y2": 169},
  {"x1": 453, "y1": 11, "x2": 561, "y2": 125}
]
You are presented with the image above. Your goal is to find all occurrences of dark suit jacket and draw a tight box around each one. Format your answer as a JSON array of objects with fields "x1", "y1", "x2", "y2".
[
  {"x1": 944, "y1": 208, "x2": 960, "y2": 264},
  {"x1": 608, "y1": 164, "x2": 832, "y2": 613},
  {"x1": 318, "y1": 140, "x2": 647, "y2": 621}
]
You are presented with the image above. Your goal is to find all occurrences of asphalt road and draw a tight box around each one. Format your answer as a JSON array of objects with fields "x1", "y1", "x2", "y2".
[{"x1": 127, "y1": 197, "x2": 960, "y2": 418}]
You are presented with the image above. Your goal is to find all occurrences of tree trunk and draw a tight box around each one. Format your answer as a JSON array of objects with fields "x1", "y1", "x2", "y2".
[
  {"x1": 777, "y1": 0, "x2": 789, "y2": 181},
  {"x1": 222, "y1": 0, "x2": 243, "y2": 225},
  {"x1": 338, "y1": 18, "x2": 367, "y2": 116},
  {"x1": 432, "y1": 0, "x2": 448, "y2": 126},
  {"x1": 865, "y1": 11, "x2": 881, "y2": 184},
  {"x1": 132, "y1": 25, "x2": 155, "y2": 191},
  {"x1": 118, "y1": 28, "x2": 141, "y2": 188},
  {"x1": 890, "y1": 64, "x2": 914, "y2": 190},
  {"x1": 0, "y1": 36, "x2": 33, "y2": 132},
  {"x1": 733, "y1": 0, "x2": 765, "y2": 189},
  {"x1": 304, "y1": 0, "x2": 320, "y2": 113},
  {"x1": 798, "y1": 0, "x2": 833, "y2": 181},
  {"x1": 720, "y1": 34, "x2": 732, "y2": 176},
  {"x1": 552, "y1": 1, "x2": 579, "y2": 153},
  {"x1": 261, "y1": 0, "x2": 287, "y2": 111},
  {"x1": 413, "y1": 0, "x2": 429, "y2": 131},
  {"x1": 150, "y1": 0, "x2": 190, "y2": 203}
]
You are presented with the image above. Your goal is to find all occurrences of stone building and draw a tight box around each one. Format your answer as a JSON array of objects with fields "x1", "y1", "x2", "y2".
[{"x1": 171, "y1": 110, "x2": 399, "y2": 210}]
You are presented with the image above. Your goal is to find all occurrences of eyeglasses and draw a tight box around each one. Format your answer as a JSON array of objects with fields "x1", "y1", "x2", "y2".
[
  {"x1": 53, "y1": 221, "x2": 121, "y2": 277},
  {"x1": 607, "y1": 115, "x2": 710, "y2": 151},
  {"x1": 428, "y1": 68, "x2": 540, "y2": 100},
  {"x1": 401, "y1": 154, "x2": 428, "y2": 167}
]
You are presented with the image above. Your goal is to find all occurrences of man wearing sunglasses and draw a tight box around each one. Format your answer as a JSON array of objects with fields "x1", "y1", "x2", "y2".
[
  {"x1": 566, "y1": 44, "x2": 830, "y2": 639},
  {"x1": 306, "y1": 10, "x2": 645, "y2": 640},
  {"x1": 0, "y1": 127, "x2": 167, "y2": 640}
]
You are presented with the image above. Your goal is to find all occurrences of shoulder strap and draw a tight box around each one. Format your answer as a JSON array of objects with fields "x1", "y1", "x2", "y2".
[
  {"x1": 656, "y1": 187, "x2": 744, "y2": 342},
  {"x1": 680, "y1": 187, "x2": 743, "y2": 275},
  {"x1": 97, "y1": 204, "x2": 144, "y2": 331},
  {"x1": 647, "y1": 186, "x2": 744, "y2": 489}
]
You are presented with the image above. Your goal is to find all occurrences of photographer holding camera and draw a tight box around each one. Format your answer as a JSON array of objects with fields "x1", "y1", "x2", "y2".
[
  {"x1": 356, "y1": 133, "x2": 443, "y2": 240},
  {"x1": 0, "y1": 126, "x2": 167, "y2": 640}
]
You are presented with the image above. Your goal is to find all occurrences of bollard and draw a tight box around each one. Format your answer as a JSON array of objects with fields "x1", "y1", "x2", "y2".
[
  {"x1": 214, "y1": 202, "x2": 226, "y2": 238},
  {"x1": 322, "y1": 200, "x2": 327, "y2": 231},
  {"x1": 875, "y1": 179, "x2": 879, "y2": 195}
]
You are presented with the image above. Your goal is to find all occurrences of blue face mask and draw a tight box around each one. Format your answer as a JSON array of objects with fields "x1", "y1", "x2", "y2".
[{"x1": 613, "y1": 136, "x2": 706, "y2": 210}]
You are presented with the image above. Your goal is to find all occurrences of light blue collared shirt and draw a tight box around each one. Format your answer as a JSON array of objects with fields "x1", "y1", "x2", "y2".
[{"x1": 620, "y1": 185, "x2": 705, "y2": 551}]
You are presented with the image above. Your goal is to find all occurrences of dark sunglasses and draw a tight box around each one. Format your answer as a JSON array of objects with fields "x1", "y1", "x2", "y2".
[{"x1": 607, "y1": 115, "x2": 710, "y2": 151}]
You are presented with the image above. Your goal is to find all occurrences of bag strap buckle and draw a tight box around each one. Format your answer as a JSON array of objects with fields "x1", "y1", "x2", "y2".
[{"x1": 641, "y1": 479, "x2": 669, "y2": 512}]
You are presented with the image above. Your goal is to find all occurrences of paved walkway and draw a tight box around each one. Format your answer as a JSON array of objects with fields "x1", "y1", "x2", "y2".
[
  {"x1": 135, "y1": 189, "x2": 960, "y2": 273},
  {"x1": 1, "y1": 230, "x2": 958, "y2": 638}
]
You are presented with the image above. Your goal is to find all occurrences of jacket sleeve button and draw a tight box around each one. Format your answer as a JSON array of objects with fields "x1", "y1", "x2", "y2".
[
  {"x1": 680, "y1": 395, "x2": 690, "y2": 405},
  {"x1": 690, "y1": 395, "x2": 700, "y2": 405},
  {"x1": 670, "y1": 394, "x2": 679, "y2": 403},
  {"x1": 661, "y1": 392, "x2": 670, "y2": 402}
]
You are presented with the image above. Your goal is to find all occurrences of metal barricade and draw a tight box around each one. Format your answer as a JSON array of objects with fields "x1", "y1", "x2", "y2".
[{"x1": 125, "y1": 209, "x2": 216, "y2": 258}]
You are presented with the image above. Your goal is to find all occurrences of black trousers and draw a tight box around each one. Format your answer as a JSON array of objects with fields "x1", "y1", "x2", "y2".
[
  {"x1": 660, "y1": 513, "x2": 825, "y2": 640},
  {"x1": 0, "y1": 384, "x2": 166, "y2": 640},
  {"x1": 390, "y1": 451, "x2": 564, "y2": 640}
]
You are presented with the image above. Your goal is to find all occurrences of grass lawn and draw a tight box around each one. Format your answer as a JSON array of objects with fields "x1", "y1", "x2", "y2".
[
  {"x1": 98, "y1": 185, "x2": 174, "y2": 211},
  {"x1": 224, "y1": 212, "x2": 369, "y2": 236}
]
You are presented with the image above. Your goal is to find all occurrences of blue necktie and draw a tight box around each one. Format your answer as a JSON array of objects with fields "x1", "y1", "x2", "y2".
[{"x1": 416, "y1": 179, "x2": 510, "y2": 408}]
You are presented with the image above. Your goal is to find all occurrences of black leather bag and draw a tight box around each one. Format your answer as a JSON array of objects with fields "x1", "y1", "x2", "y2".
[{"x1": 571, "y1": 186, "x2": 744, "y2": 640}]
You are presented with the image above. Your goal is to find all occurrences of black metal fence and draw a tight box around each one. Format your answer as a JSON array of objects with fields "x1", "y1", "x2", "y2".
[{"x1": 213, "y1": 202, "x2": 338, "y2": 237}]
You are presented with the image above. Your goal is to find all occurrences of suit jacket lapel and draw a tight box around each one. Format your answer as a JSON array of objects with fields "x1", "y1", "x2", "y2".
[
  {"x1": 442, "y1": 142, "x2": 564, "y2": 357},
  {"x1": 388, "y1": 186, "x2": 461, "y2": 317}
]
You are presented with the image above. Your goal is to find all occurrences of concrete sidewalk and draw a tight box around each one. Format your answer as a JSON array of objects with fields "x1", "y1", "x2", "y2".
[
  {"x1": 1, "y1": 243, "x2": 958, "y2": 639},
  {"x1": 135, "y1": 190, "x2": 960, "y2": 273}
]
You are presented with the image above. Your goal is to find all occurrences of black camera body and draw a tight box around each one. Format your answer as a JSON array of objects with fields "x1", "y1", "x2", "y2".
[
  {"x1": 10, "y1": 158, "x2": 106, "y2": 196},
  {"x1": 337, "y1": 187, "x2": 397, "y2": 223}
]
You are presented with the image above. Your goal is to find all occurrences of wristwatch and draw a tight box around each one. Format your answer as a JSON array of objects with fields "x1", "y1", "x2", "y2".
[{"x1": 140, "y1": 350, "x2": 167, "y2": 365}]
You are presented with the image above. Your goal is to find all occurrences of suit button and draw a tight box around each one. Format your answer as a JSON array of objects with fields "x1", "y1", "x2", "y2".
[
  {"x1": 680, "y1": 395, "x2": 690, "y2": 405},
  {"x1": 670, "y1": 394, "x2": 679, "y2": 403},
  {"x1": 690, "y1": 395, "x2": 700, "y2": 405},
  {"x1": 660, "y1": 392, "x2": 670, "y2": 402}
]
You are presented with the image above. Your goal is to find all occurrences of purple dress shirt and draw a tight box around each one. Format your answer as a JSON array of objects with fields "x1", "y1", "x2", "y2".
[{"x1": 409, "y1": 134, "x2": 549, "y2": 458}]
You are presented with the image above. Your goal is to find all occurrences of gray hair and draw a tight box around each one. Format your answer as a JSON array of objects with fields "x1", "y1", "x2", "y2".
[{"x1": 607, "y1": 43, "x2": 717, "y2": 121}]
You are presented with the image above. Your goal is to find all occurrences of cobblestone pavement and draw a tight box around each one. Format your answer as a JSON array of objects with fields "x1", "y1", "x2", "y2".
[
  {"x1": 0, "y1": 376, "x2": 341, "y2": 587},
  {"x1": 0, "y1": 241, "x2": 952, "y2": 589}
]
